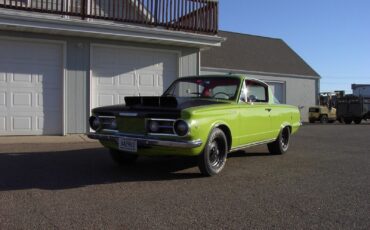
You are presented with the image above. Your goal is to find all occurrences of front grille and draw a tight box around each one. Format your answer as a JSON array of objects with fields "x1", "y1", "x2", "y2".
[
  {"x1": 116, "y1": 117, "x2": 146, "y2": 134},
  {"x1": 146, "y1": 119, "x2": 176, "y2": 136}
]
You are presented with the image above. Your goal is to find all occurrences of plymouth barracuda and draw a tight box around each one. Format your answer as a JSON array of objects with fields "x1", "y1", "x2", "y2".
[{"x1": 88, "y1": 75, "x2": 301, "y2": 176}]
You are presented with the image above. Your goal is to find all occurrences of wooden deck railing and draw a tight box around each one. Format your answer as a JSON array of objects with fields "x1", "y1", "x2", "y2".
[{"x1": 0, "y1": 0, "x2": 218, "y2": 34}]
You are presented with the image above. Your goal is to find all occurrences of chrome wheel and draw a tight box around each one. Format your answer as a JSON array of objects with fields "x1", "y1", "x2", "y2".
[
  {"x1": 198, "y1": 128, "x2": 228, "y2": 176},
  {"x1": 268, "y1": 127, "x2": 290, "y2": 155},
  {"x1": 280, "y1": 128, "x2": 290, "y2": 151},
  {"x1": 208, "y1": 140, "x2": 225, "y2": 168}
]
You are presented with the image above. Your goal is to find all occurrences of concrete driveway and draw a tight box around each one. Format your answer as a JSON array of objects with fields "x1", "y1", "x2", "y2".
[{"x1": 0, "y1": 124, "x2": 369, "y2": 229}]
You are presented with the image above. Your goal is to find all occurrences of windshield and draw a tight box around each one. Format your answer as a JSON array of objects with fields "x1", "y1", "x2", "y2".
[{"x1": 163, "y1": 77, "x2": 241, "y2": 101}]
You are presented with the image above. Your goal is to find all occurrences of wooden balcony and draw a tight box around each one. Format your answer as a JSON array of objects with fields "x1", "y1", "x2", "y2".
[{"x1": 0, "y1": 0, "x2": 218, "y2": 34}]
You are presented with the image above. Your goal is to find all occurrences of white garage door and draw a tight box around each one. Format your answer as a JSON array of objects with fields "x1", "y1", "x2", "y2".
[
  {"x1": 0, "y1": 39, "x2": 63, "y2": 135},
  {"x1": 91, "y1": 45, "x2": 178, "y2": 108}
]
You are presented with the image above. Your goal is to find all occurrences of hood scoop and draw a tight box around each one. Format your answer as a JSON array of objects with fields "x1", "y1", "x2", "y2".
[{"x1": 125, "y1": 96, "x2": 178, "y2": 108}]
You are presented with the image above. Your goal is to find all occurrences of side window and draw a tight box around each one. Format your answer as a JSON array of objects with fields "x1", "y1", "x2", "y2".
[{"x1": 245, "y1": 80, "x2": 269, "y2": 103}]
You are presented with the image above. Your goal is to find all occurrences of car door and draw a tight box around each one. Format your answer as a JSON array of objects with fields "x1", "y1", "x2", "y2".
[{"x1": 238, "y1": 80, "x2": 272, "y2": 145}]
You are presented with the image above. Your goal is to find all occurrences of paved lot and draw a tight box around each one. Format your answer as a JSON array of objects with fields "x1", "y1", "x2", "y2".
[{"x1": 0, "y1": 124, "x2": 369, "y2": 229}]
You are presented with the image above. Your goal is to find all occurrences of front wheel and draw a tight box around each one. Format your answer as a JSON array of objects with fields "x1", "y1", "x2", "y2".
[
  {"x1": 198, "y1": 128, "x2": 228, "y2": 176},
  {"x1": 354, "y1": 118, "x2": 362, "y2": 124},
  {"x1": 344, "y1": 118, "x2": 353, "y2": 124},
  {"x1": 268, "y1": 127, "x2": 290, "y2": 155},
  {"x1": 320, "y1": 115, "x2": 328, "y2": 123},
  {"x1": 110, "y1": 149, "x2": 138, "y2": 166}
]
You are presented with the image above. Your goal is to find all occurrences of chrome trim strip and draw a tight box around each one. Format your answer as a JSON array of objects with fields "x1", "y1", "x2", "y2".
[
  {"x1": 87, "y1": 132, "x2": 202, "y2": 149},
  {"x1": 147, "y1": 133, "x2": 177, "y2": 137},
  {"x1": 119, "y1": 112, "x2": 138, "y2": 117},
  {"x1": 230, "y1": 139, "x2": 275, "y2": 152},
  {"x1": 147, "y1": 118, "x2": 177, "y2": 122},
  {"x1": 99, "y1": 116, "x2": 115, "y2": 119}
]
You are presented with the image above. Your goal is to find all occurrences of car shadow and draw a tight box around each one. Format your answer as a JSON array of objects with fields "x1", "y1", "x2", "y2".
[
  {"x1": 0, "y1": 147, "x2": 271, "y2": 191},
  {"x1": 0, "y1": 148, "x2": 203, "y2": 191}
]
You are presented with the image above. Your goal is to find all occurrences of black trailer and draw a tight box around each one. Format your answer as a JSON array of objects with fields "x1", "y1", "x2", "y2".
[{"x1": 336, "y1": 95, "x2": 370, "y2": 124}]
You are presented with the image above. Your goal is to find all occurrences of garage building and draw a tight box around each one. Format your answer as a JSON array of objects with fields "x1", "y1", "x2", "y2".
[{"x1": 0, "y1": 0, "x2": 222, "y2": 135}]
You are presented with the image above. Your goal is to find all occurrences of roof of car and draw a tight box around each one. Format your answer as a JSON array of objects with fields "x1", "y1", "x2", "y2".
[{"x1": 180, "y1": 74, "x2": 263, "y2": 81}]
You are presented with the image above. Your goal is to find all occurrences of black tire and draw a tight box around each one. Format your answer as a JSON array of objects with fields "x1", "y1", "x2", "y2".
[
  {"x1": 109, "y1": 149, "x2": 138, "y2": 166},
  {"x1": 198, "y1": 128, "x2": 228, "y2": 176},
  {"x1": 354, "y1": 118, "x2": 362, "y2": 124},
  {"x1": 320, "y1": 115, "x2": 328, "y2": 123},
  {"x1": 268, "y1": 127, "x2": 290, "y2": 155},
  {"x1": 309, "y1": 118, "x2": 316, "y2": 123},
  {"x1": 344, "y1": 118, "x2": 353, "y2": 124}
]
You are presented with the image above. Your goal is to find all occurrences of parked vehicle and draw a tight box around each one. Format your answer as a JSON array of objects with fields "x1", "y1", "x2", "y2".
[
  {"x1": 352, "y1": 84, "x2": 370, "y2": 97},
  {"x1": 308, "y1": 92, "x2": 341, "y2": 123},
  {"x1": 308, "y1": 106, "x2": 336, "y2": 123},
  {"x1": 336, "y1": 95, "x2": 370, "y2": 124},
  {"x1": 88, "y1": 75, "x2": 302, "y2": 176}
]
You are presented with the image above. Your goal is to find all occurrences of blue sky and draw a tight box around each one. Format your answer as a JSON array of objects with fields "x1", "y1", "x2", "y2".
[{"x1": 219, "y1": 0, "x2": 370, "y2": 93}]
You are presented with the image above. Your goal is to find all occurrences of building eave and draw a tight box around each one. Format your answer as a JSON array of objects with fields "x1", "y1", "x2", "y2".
[
  {"x1": 0, "y1": 9, "x2": 225, "y2": 48},
  {"x1": 201, "y1": 67, "x2": 321, "y2": 80}
]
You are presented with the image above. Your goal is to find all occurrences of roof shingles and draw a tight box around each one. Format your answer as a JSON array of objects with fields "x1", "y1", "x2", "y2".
[{"x1": 201, "y1": 31, "x2": 320, "y2": 77}]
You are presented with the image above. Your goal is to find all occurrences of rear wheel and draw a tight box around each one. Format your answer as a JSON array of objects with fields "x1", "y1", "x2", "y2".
[
  {"x1": 268, "y1": 127, "x2": 290, "y2": 155},
  {"x1": 109, "y1": 149, "x2": 138, "y2": 166},
  {"x1": 320, "y1": 115, "x2": 328, "y2": 123},
  {"x1": 344, "y1": 118, "x2": 353, "y2": 124},
  {"x1": 309, "y1": 118, "x2": 316, "y2": 123},
  {"x1": 198, "y1": 128, "x2": 228, "y2": 176},
  {"x1": 354, "y1": 118, "x2": 362, "y2": 124}
]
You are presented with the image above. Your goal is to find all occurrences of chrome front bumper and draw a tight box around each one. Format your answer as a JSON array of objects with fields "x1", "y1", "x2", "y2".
[{"x1": 87, "y1": 132, "x2": 202, "y2": 149}]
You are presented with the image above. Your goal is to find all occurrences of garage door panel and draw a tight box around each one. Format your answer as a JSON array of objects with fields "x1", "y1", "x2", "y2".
[
  {"x1": 98, "y1": 94, "x2": 115, "y2": 107},
  {"x1": 11, "y1": 92, "x2": 32, "y2": 107},
  {"x1": 11, "y1": 116, "x2": 32, "y2": 131},
  {"x1": 0, "y1": 92, "x2": 5, "y2": 107},
  {"x1": 38, "y1": 89, "x2": 62, "y2": 110},
  {"x1": 98, "y1": 75, "x2": 115, "y2": 86},
  {"x1": 119, "y1": 74, "x2": 135, "y2": 86},
  {"x1": 138, "y1": 73, "x2": 156, "y2": 86},
  {"x1": 38, "y1": 113, "x2": 62, "y2": 134},
  {"x1": 0, "y1": 73, "x2": 5, "y2": 82},
  {"x1": 0, "y1": 116, "x2": 5, "y2": 131}
]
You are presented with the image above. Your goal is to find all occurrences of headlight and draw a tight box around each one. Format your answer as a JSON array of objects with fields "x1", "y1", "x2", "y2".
[
  {"x1": 174, "y1": 120, "x2": 189, "y2": 137},
  {"x1": 89, "y1": 116, "x2": 101, "y2": 131},
  {"x1": 148, "y1": 120, "x2": 160, "y2": 133},
  {"x1": 110, "y1": 119, "x2": 117, "y2": 130}
]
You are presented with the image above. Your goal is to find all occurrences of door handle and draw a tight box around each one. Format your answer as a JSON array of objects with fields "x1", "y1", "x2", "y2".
[{"x1": 265, "y1": 108, "x2": 272, "y2": 112}]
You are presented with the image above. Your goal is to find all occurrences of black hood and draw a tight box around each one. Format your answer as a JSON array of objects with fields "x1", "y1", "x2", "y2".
[{"x1": 92, "y1": 96, "x2": 228, "y2": 118}]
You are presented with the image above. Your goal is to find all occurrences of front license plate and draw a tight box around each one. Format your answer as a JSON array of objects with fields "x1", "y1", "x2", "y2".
[{"x1": 118, "y1": 138, "x2": 137, "y2": 153}]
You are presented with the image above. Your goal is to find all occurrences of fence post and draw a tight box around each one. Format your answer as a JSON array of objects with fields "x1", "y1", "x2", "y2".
[
  {"x1": 154, "y1": 0, "x2": 158, "y2": 25},
  {"x1": 81, "y1": 0, "x2": 87, "y2": 19}
]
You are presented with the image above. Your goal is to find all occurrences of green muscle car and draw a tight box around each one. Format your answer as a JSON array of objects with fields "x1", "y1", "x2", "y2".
[{"x1": 88, "y1": 75, "x2": 301, "y2": 176}]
